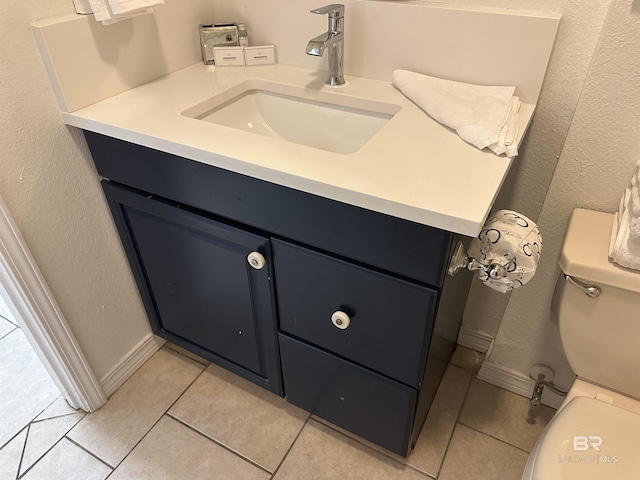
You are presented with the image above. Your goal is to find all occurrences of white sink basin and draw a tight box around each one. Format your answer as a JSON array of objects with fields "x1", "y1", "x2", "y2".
[{"x1": 182, "y1": 79, "x2": 401, "y2": 154}]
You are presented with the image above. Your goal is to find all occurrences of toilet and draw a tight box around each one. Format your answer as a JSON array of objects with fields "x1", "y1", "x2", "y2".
[{"x1": 522, "y1": 208, "x2": 640, "y2": 479}]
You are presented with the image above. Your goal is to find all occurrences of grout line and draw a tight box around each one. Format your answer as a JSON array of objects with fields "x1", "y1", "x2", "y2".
[
  {"x1": 31, "y1": 394, "x2": 84, "y2": 423},
  {"x1": 166, "y1": 365, "x2": 206, "y2": 411},
  {"x1": 0, "y1": 312, "x2": 17, "y2": 324},
  {"x1": 433, "y1": 370, "x2": 473, "y2": 479},
  {"x1": 0, "y1": 325, "x2": 18, "y2": 342},
  {"x1": 158, "y1": 354, "x2": 274, "y2": 477},
  {"x1": 162, "y1": 342, "x2": 211, "y2": 367},
  {"x1": 0, "y1": 426, "x2": 27, "y2": 453},
  {"x1": 14, "y1": 425, "x2": 29, "y2": 480},
  {"x1": 102, "y1": 415, "x2": 165, "y2": 479},
  {"x1": 33, "y1": 395, "x2": 66, "y2": 421},
  {"x1": 0, "y1": 326, "x2": 19, "y2": 344},
  {"x1": 166, "y1": 412, "x2": 274, "y2": 476},
  {"x1": 63, "y1": 436, "x2": 115, "y2": 469},
  {"x1": 3, "y1": 393, "x2": 65, "y2": 453},
  {"x1": 18, "y1": 437, "x2": 110, "y2": 478},
  {"x1": 455, "y1": 422, "x2": 532, "y2": 454},
  {"x1": 31, "y1": 411, "x2": 85, "y2": 424},
  {"x1": 268, "y1": 414, "x2": 311, "y2": 479},
  {"x1": 307, "y1": 416, "x2": 434, "y2": 478},
  {"x1": 17, "y1": 414, "x2": 94, "y2": 478},
  {"x1": 277, "y1": 416, "x2": 437, "y2": 480},
  {"x1": 102, "y1": 365, "x2": 208, "y2": 478},
  {"x1": 310, "y1": 417, "x2": 399, "y2": 459}
]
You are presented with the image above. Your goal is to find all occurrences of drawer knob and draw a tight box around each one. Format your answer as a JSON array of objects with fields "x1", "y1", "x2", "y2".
[
  {"x1": 247, "y1": 251, "x2": 266, "y2": 270},
  {"x1": 331, "y1": 311, "x2": 351, "y2": 330}
]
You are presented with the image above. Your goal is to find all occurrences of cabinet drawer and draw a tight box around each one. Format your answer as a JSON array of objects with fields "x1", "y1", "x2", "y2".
[
  {"x1": 279, "y1": 334, "x2": 416, "y2": 456},
  {"x1": 273, "y1": 239, "x2": 437, "y2": 387}
]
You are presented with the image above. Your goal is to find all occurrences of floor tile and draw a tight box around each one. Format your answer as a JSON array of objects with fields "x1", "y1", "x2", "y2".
[
  {"x1": 438, "y1": 424, "x2": 528, "y2": 480},
  {"x1": 458, "y1": 379, "x2": 555, "y2": 452},
  {"x1": 407, "y1": 365, "x2": 471, "y2": 477},
  {"x1": 169, "y1": 363, "x2": 308, "y2": 473},
  {"x1": 110, "y1": 415, "x2": 270, "y2": 480},
  {"x1": 0, "y1": 315, "x2": 16, "y2": 339},
  {"x1": 163, "y1": 342, "x2": 210, "y2": 367},
  {"x1": 0, "y1": 329, "x2": 60, "y2": 448},
  {"x1": 21, "y1": 438, "x2": 111, "y2": 480},
  {"x1": 0, "y1": 428, "x2": 27, "y2": 480},
  {"x1": 0, "y1": 295, "x2": 17, "y2": 325},
  {"x1": 274, "y1": 419, "x2": 433, "y2": 480},
  {"x1": 34, "y1": 396, "x2": 80, "y2": 422},
  {"x1": 20, "y1": 412, "x2": 86, "y2": 475},
  {"x1": 450, "y1": 346, "x2": 485, "y2": 374},
  {"x1": 311, "y1": 364, "x2": 471, "y2": 477},
  {"x1": 67, "y1": 348, "x2": 204, "y2": 467}
]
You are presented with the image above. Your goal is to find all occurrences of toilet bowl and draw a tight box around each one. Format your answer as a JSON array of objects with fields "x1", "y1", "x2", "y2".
[{"x1": 522, "y1": 209, "x2": 640, "y2": 479}]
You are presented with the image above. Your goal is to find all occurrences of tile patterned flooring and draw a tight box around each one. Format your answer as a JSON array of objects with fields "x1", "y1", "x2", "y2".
[{"x1": 0, "y1": 295, "x2": 556, "y2": 479}]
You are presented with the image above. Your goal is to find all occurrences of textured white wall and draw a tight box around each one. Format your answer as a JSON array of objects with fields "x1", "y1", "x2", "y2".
[
  {"x1": 457, "y1": 0, "x2": 613, "y2": 336},
  {"x1": 0, "y1": 0, "x2": 151, "y2": 380},
  {"x1": 488, "y1": 0, "x2": 640, "y2": 388}
]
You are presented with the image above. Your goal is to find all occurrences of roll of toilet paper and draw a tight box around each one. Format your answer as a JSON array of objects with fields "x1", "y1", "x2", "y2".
[{"x1": 467, "y1": 210, "x2": 542, "y2": 293}]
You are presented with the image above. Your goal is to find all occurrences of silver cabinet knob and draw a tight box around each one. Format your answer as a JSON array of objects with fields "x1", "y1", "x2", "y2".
[
  {"x1": 247, "y1": 251, "x2": 266, "y2": 270},
  {"x1": 331, "y1": 310, "x2": 350, "y2": 330}
]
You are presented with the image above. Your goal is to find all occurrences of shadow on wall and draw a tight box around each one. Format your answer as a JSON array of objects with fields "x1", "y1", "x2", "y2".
[{"x1": 87, "y1": 15, "x2": 168, "y2": 84}]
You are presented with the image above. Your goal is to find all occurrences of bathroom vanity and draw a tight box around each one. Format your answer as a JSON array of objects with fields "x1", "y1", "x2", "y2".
[
  {"x1": 31, "y1": 0, "x2": 559, "y2": 457},
  {"x1": 85, "y1": 129, "x2": 468, "y2": 456},
  {"x1": 65, "y1": 63, "x2": 536, "y2": 457}
]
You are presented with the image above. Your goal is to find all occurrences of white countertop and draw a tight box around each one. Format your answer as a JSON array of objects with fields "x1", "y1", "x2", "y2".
[{"x1": 63, "y1": 62, "x2": 534, "y2": 237}]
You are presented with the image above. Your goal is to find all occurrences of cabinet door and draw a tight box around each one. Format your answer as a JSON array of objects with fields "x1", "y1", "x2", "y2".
[{"x1": 102, "y1": 182, "x2": 282, "y2": 394}]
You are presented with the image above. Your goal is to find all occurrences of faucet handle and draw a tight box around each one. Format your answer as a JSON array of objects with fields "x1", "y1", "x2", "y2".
[{"x1": 310, "y1": 4, "x2": 344, "y2": 18}]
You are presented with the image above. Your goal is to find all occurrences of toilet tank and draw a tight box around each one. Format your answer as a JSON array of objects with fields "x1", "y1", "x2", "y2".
[{"x1": 553, "y1": 209, "x2": 640, "y2": 400}]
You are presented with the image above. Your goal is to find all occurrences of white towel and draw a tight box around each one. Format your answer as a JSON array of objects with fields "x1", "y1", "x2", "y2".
[
  {"x1": 88, "y1": 0, "x2": 163, "y2": 25},
  {"x1": 629, "y1": 161, "x2": 640, "y2": 241},
  {"x1": 609, "y1": 187, "x2": 640, "y2": 271},
  {"x1": 392, "y1": 70, "x2": 520, "y2": 157}
]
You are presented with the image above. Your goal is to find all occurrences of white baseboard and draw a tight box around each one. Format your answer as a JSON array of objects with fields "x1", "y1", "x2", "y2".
[
  {"x1": 456, "y1": 325, "x2": 493, "y2": 353},
  {"x1": 478, "y1": 360, "x2": 565, "y2": 410},
  {"x1": 99, "y1": 333, "x2": 165, "y2": 397}
]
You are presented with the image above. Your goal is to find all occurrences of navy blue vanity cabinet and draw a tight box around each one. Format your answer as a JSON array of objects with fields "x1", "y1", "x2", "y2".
[
  {"x1": 84, "y1": 131, "x2": 471, "y2": 458},
  {"x1": 101, "y1": 182, "x2": 283, "y2": 395}
]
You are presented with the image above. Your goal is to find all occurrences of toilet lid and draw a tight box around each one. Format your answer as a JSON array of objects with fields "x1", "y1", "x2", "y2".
[{"x1": 529, "y1": 396, "x2": 640, "y2": 479}]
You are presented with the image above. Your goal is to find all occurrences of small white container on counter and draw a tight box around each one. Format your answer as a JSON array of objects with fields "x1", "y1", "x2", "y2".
[
  {"x1": 213, "y1": 47, "x2": 246, "y2": 66},
  {"x1": 244, "y1": 45, "x2": 276, "y2": 66}
]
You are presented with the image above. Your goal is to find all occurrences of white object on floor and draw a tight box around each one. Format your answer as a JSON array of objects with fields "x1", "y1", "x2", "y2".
[
  {"x1": 392, "y1": 69, "x2": 520, "y2": 157},
  {"x1": 609, "y1": 187, "x2": 640, "y2": 271},
  {"x1": 87, "y1": 0, "x2": 163, "y2": 25}
]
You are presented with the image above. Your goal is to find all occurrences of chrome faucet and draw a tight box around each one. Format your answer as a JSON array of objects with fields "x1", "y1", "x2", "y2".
[{"x1": 306, "y1": 4, "x2": 345, "y2": 86}]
